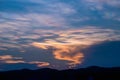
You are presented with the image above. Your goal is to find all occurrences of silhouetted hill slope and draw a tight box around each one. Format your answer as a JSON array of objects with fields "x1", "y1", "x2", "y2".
[{"x1": 0, "y1": 66, "x2": 120, "y2": 80}]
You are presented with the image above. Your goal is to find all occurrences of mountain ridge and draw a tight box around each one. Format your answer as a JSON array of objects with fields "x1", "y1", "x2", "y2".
[{"x1": 0, "y1": 66, "x2": 120, "y2": 80}]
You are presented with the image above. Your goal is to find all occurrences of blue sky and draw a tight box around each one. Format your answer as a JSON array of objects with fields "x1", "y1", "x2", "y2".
[{"x1": 0, "y1": 0, "x2": 120, "y2": 70}]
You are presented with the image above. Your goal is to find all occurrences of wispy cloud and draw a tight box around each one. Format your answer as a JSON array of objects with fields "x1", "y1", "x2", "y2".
[
  {"x1": 0, "y1": 55, "x2": 24, "y2": 64},
  {"x1": 0, "y1": 55, "x2": 50, "y2": 67},
  {"x1": 0, "y1": 55, "x2": 14, "y2": 60},
  {"x1": 29, "y1": 61, "x2": 50, "y2": 67},
  {"x1": 85, "y1": 0, "x2": 120, "y2": 7}
]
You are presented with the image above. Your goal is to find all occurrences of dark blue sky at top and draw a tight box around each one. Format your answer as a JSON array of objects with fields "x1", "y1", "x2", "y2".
[{"x1": 0, "y1": 0, "x2": 120, "y2": 71}]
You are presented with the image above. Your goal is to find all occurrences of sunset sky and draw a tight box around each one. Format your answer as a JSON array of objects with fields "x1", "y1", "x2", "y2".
[{"x1": 0, "y1": 0, "x2": 120, "y2": 71}]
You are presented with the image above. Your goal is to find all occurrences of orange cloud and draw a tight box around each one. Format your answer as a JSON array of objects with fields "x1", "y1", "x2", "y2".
[
  {"x1": 54, "y1": 48, "x2": 84, "y2": 66},
  {"x1": 4, "y1": 60, "x2": 25, "y2": 64},
  {"x1": 29, "y1": 61, "x2": 50, "y2": 67},
  {"x1": 0, "y1": 55, "x2": 13, "y2": 60},
  {"x1": 32, "y1": 42, "x2": 49, "y2": 49},
  {"x1": 31, "y1": 41, "x2": 85, "y2": 68},
  {"x1": 0, "y1": 55, "x2": 50, "y2": 68},
  {"x1": 0, "y1": 55, "x2": 24, "y2": 64}
]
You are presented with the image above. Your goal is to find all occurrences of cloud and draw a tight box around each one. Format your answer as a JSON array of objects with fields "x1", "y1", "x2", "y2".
[
  {"x1": 0, "y1": 11, "x2": 68, "y2": 49},
  {"x1": 32, "y1": 42, "x2": 84, "y2": 67},
  {"x1": 4, "y1": 60, "x2": 25, "y2": 64},
  {"x1": 0, "y1": 55, "x2": 50, "y2": 67},
  {"x1": 0, "y1": 55, "x2": 25, "y2": 64},
  {"x1": 82, "y1": 0, "x2": 120, "y2": 20},
  {"x1": 26, "y1": 13, "x2": 66, "y2": 27},
  {"x1": 29, "y1": 61, "x2": 50, "y2": 67},
  {"x1": 31, "y1": 27, "x2": 120, "y2": 68},
  {"x1": 0, "y1": 12, "x2": 67, "y2": 28},
  {"x1": 53, "y1": 45, "x2": 84, "y2": 66},
  {"x1": 0, "y1": 48, "x2": 8, "y2": 50},
  {"x1": 47, "y1": 2, "x2": 76, "y2": 15},
  {"x1": 85, "y1": 0, "x2": 120, "y2": 6},
  {"x1": 0, "y1": 55, "x2": 13, "y2": 60},
  {"x1": 0, "y1": 26, "x2": 120, "y2": 68},
  {"x1": 0, "y1": 0, "x2": 74, "y2": 28},
  {"x1": 32, "y1": 42, "x2": 49, "y2": 49}
]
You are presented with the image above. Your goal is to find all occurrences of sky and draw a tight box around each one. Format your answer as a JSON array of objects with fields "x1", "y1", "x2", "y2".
[{"x1": 0, "y1": 0, "x2": 120, "y2": 71}]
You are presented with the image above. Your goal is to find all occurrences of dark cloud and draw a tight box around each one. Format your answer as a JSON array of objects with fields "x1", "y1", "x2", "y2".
[{"x1": 79, "y1": 41, "x2": 120, "y2": 68}]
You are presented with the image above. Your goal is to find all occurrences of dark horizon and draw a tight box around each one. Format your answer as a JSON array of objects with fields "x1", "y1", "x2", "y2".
[{"x1": 0, "y1": 66, "x2": 120, "y2": 80}]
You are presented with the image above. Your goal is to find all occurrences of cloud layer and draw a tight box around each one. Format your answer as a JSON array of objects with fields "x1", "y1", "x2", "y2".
[
  {"x1": 0, "y1": 55, "x2": 50, "y2": 67},
  {"x1": 31, "y1": 27, "x2": 120, "y2": 68},
  {"x1": 0, "y1": 0, "x2": 120, "y2": 70}
]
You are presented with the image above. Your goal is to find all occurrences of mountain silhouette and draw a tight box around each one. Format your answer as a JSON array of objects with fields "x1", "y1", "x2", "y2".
[{"x1": 0, "y1": 66, "x2": 120, "y2": 80}]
